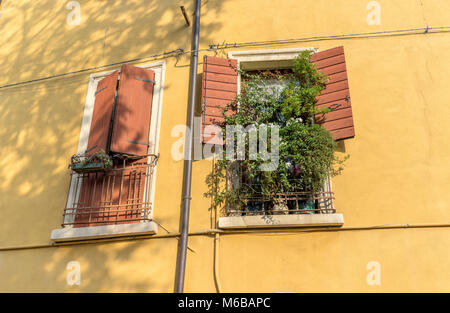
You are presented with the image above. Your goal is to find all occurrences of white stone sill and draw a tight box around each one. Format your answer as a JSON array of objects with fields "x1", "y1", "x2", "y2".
[
  {"x1": 218, "y1": 214, "x2": 344, "y2": 229},
  {"x1": 50, "y1": 222, "x2": 158, "y2": 243}
]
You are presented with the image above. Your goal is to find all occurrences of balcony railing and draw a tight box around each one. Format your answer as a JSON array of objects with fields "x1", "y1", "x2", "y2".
[
  {"x1": 62, "y1": 155, "x2": 157, "y2": 228},
  {"x1": 226, "y1": 176, "x2": 335, "y2": 216}
]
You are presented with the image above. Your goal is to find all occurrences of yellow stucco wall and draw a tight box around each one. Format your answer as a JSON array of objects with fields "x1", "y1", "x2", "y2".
[{"x1": 0, "y1": 0, "x2": 449, "y2": 292}]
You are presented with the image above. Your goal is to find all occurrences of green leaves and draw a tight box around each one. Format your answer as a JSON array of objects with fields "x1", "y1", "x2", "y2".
[
  {"x1": 76, "y1": 149, "x2": 113, "y2": 168},
  {"x1": 279, "y1": 123, "x2": 336, "y2": 192},
  {"x1": 292, "y1": 50, "x2": 328, "y2": 89},
  {"x1": 280, "y1": 51, "x2": 328, "y2": 122}
]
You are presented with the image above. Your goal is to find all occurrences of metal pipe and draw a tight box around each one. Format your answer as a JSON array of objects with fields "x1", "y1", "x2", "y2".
[
  {"x1": 214, "y1": 233, "x2": 222, "y2": 293},
  {"x1": 174, "y1": 0, "x2": 201, "y2": 293}
]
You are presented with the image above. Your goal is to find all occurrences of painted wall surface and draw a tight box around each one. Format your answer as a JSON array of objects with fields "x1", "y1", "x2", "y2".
[{"x1": 0, "y1": 0, "x2": 449, "y2": 292}]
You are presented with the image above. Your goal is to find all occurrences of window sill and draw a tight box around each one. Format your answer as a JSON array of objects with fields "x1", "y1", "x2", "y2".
[
  {"x1": 218, "y1": 213, "x2": 344, "y2": 229},
  {"x1": 50, "y1": 222, "x2": 158, "y2": 243}
]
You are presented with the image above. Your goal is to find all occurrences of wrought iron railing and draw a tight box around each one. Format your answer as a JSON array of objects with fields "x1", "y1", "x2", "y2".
[
  {"x1": 226, "y1": 176, "x2": 335, "y2": 216},
  {"x1": 62, "y1": 155, "x2": 157, "y2": 227}
]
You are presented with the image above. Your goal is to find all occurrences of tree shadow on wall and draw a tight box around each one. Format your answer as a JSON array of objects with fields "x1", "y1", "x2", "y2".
[{"x1": 0, "y1": 0, "x2": 229, "y2": 292}]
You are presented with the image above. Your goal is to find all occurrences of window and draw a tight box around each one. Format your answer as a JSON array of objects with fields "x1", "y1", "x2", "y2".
[
  {"x1": 51, "y1": 61, "x2": 165, "y2": 241},
  {"x1": 228, "y1": 68, "x2": 335, "y2": 217},
  {"x1": 201, "y1": 48, "x2": 352, "y2": 229}
]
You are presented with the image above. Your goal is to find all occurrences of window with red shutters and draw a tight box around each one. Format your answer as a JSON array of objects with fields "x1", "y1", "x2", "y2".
[
  {"x1": 65, "y1": 64, "x2": 156, "y2": 228},
  {"x1": 311, "y1": 46, "x2": 355, "y2": 141},
  {"x1": 203, "y1": 48, "x2": 355, "y2": 218}
]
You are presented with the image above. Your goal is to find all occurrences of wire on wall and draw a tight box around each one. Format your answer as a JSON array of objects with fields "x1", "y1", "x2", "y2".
[{"x1": 0, "y1": 25, "x2": 449, "y2": 91}]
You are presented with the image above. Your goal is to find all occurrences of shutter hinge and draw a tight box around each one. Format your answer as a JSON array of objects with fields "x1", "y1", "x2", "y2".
[
  {"x1": 128, "y1": 140, "x2": 150, "y2": 146},
  {"x1": 85, "y1": 145, "x2": 97, "y2": 154},
  {"x1": 135, "y1": 78, "x2": 155, "y2": 83},
  {"x1": 328, "y1": 103, "x2": 342, "y2": 111},
  {"x1": 95, "y1": 86, "x2": 107, "y2": 95}
]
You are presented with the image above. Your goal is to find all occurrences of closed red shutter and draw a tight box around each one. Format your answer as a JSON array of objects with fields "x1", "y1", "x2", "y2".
[
  {"x1": 73, "y1": 159, "x2": 148, "y2": 227},
  {"x1": 108, "y1": 159, "x2": 148, "y2": 225},
  {"x1": 202, "y1": 56, "x2": 238, "y2": 144},
  {"x1": 86, "y1": 70, "x2": 119, "y2": 155},
  {"x1": 74, "y1": 172, "x2": 105, "y2": 227},
  {"x1": 310, "y1": 46, "x2": 355, "y2": 141},
  {"x1": 110, "y1": 64, "x2": 155, "y2": 156}
]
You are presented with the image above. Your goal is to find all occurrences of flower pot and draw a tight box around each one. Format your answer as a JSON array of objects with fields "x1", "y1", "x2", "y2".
[
  {"x1": 71, "y1": 162, "x2": 110, "y2": 173},
  {"x1": 272, "y1": 201, "x2": 289, "y2": 215},
  {"x1": 296, "y1": 198, "x2": 315, "y2": 214},
  {"x1": 246, "y1": 201, "x2": 263, "y2": 215}
]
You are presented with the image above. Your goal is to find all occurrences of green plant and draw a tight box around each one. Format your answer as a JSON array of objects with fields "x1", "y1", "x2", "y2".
[
  {"x1": 70, "y1": 149, "x2": 114, "y2": 170},
  {"x1": 206, "y1": 50, "x2": 348, "y2": 212}
]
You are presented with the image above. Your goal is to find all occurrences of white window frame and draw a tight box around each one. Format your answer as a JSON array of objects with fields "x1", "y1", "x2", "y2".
[
  {"x1": 51, "y1": 61, "x2": 165, "y2": 242},
  {"x1": 228, "y1": 47, "x2": 317, "y2": 94},
  {"x1": 217, "y1": 48, "x2": 343, "y2": 229}
]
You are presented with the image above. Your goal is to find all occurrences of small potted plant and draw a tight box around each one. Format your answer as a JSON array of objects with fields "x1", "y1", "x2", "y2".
[
  {"x1": 70, "y1": 149, "x2": 114, "y2": 173},
  {"x1": 272, "y1": 198, "x2": 289, "y2": 215}
]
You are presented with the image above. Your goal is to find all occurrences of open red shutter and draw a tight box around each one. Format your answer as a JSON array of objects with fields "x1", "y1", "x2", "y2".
[
  {"x1": 110, "y1": 64, "x2": 155, "y2": 156},
  {"x1": 311, "y1": 46, "x2": 355, "y2": 141},
  {"x1": 202, "y1": 55, "x2": 238, "y2": 144},
  {"x1": 86, "y1": 70, "x2": 118, "y2": 155}
]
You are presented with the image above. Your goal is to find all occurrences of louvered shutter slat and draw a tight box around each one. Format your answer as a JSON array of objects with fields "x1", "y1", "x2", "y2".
[
  {"x1": 311, "y1": 46, "x2": 355, "y2": 141},
  {"x1": 110, "y1": 65, "x2": 155, "y2": 156},
  {"x1": 204, "y1": 89, "x2": 237, "y2": 101},
  {"x1": 205, "y1": 72, "x2": 238, "y2": 84},
  {"x1": 202, "y1": 56, "x2": 238, "y2": 144}
]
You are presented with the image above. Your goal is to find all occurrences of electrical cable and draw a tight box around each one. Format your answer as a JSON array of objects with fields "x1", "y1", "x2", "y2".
[
  {"x1": 1, "y1": 222, "x2": 450, "y2": 252},
  {"x1": 0, "y1": 48, "x2": 185, "y2": 90},
  {"x1": 0, "y1": 25, "x2": 449, "y2": 91},
  {"x1": 206, "y1": 25, "x2": 450, "y2": 50}
]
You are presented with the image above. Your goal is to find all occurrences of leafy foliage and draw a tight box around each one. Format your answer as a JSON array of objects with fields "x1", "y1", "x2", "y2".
[{"x1": 70, "y1": 149, "x2": 114, "y2": 170}]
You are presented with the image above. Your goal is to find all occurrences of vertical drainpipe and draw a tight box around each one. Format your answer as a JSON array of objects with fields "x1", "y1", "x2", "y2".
[{"x1": 175, "y1": 0, "x2": 201, "y2": 293}]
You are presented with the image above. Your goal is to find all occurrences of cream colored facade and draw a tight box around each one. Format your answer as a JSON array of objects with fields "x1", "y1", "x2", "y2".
[{"x1": 0, "y1": 0, "x2": 450, "y2": 292}]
